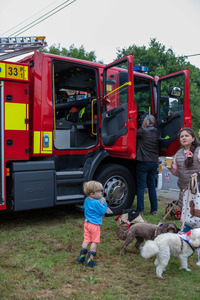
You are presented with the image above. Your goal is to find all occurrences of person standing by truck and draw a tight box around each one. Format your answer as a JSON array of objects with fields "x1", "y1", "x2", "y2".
[
  {"x1": 166, "y1": 128, "x2": 200, "y2": 232},
  {"x1": 77, "y1": 181, "x2": 107, "y2": 267},
  {"x1": 136, "y1": 115, "x2": 159, "y2": 215}
]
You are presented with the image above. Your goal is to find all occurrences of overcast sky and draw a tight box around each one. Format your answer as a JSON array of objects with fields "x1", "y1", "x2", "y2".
[{"x1": 1, "y1": 0, "x2": 200, "y2": 68}]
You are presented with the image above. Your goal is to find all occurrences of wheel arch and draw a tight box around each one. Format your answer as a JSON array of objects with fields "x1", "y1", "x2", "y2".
[
  {"x1": 93, "y1": 156, "x2": 137, "y2": 180},
  {"x1": 85, "y1": 149, "x2": 136, "y2": 180}
]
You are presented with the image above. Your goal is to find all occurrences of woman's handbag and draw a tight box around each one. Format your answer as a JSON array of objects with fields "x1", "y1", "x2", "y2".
[{"x1": 181, "y1": 174, "x2": 200, "y2": 230}]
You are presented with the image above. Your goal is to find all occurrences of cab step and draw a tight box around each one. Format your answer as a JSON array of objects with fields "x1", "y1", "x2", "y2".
[
  {"x1": 56, "y1": 170, "x2": 84, "y2": 184},
  {"x1": 56, "y1": 194, "x2": 84, "y2": 205},
  {"x1": 56, "y1": 170, "x2": 84, "y2": 177}
]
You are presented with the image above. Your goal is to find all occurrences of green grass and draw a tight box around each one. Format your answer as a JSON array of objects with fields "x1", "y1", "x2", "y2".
[{"x1": 0, "y1": 196, "x2": 199, "y2": 299}]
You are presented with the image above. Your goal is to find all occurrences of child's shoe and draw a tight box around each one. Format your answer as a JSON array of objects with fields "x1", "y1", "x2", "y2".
[
  {"x1": 77, "y1": 248, "x2": 87, "y2": 263},
  {"x1": 85, "y1": 251, "x2": 96, "y2": 267}
]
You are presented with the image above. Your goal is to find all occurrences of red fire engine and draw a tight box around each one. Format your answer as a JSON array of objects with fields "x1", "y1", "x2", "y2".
[{"x1": 0, "y1": 36, "x2": 191, "y2": 214}]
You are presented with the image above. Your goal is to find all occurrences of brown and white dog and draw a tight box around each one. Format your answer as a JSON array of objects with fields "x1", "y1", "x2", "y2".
[{"x1": 116, "y1": 222, "x2": 180, "y2": 254}]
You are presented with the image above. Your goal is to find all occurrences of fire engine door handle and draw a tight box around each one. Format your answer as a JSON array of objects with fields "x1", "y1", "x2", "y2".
[
  {"x1": 6, "y1": 139, "x2": 13, "y2": 146},
  {"x1": 6, "y1": 95, "x2": 13, "y2": 102},
  {"x1": 106, "y1": 107, "x2": 124, "y2": 119}
]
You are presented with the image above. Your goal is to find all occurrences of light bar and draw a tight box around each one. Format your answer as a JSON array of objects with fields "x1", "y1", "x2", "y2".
[{"x1": 133, "y1": 66, "x2": 148, "y2": 73}]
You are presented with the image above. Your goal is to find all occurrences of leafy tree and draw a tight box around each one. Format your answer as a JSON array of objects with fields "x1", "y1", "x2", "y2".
[
  {"x1": 116, "y1": 38, "x2": 186, "y2": 77},
  {"x1": 41, "y1": 44, "x2": 103, "y2": 63},
  {"x1": 116, "y1": 38, "x2": 200, "y2": 133}
]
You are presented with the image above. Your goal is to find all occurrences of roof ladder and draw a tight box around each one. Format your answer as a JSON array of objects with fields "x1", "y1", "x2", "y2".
[{"x1": 0, "y1": 36, "x2": 47, "y2": 60}]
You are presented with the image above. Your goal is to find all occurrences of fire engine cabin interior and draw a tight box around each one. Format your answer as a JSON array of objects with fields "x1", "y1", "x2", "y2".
[
  {"x1": 53, "y1": 60, "x2": 185, "y2": 151},
  {"x1": 53, "y1": 61, "x2": 99, "y2": 149}
]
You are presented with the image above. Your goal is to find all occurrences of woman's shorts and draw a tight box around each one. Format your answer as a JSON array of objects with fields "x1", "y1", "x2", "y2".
[{"x1": 84, "y1": 222, "x2": 100, "y2": 243}]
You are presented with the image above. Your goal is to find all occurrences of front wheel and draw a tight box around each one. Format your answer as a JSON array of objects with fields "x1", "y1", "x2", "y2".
[{"x1": 95, "y1": 164, "x2": 135, "y2": 215}]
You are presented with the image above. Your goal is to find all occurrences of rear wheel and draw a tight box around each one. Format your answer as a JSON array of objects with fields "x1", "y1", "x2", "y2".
[{"x1": 95, "y1": 164, "x2": 135, "y2": 215}]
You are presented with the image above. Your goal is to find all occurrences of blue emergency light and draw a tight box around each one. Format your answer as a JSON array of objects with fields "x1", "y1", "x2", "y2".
[{"x1": 133, "y1": 66, "x2": 148, "y2": 73}]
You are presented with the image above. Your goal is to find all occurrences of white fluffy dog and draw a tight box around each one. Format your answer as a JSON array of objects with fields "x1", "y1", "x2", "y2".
[{"x1": 140, "y1": 228, "x2": 200, "y2": 278}]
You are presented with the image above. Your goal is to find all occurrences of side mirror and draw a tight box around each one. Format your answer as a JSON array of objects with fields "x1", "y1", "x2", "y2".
[{"x1": 168, "y1": 86, "x2": 182, "y2": 98}]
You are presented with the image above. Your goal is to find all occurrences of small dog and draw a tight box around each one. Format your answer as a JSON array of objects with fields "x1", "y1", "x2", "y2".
[
  {"x1": 117, "y1": 222, "x2": 180, "y2": 254},
  {"x1": 140, "y1": 228, "x2": 200, "y2": 278}
]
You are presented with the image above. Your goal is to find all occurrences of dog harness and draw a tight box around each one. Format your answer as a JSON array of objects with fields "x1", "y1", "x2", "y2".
[{"x1": 178, "y1": 231, "x2": 195, "y2": 256}]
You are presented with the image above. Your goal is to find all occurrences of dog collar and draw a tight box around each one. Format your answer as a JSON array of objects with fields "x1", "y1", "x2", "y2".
[{"x1": 154, "y1": 223, "x2": 164, "y2": 237}]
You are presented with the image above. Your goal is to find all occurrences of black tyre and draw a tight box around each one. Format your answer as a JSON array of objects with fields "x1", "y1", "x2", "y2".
[{"x1": 95, "y1": 164, "x2": 135, "y2": 215}]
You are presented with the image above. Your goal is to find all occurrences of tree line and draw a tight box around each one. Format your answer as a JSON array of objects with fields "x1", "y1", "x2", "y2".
[{"x1": 41, "y1": 39, "x2": 200, "y2": 133}]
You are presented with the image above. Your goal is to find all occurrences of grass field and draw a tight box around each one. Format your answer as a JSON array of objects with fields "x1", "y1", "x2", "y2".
[{"x1": 0, "y1": 195, "x2": 200, "y2": 300}]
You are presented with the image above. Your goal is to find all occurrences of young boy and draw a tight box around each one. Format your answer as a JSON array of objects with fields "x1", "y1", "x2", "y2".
[{"x1": 77, "y1": 181, "x2": 107, "y2": 267}]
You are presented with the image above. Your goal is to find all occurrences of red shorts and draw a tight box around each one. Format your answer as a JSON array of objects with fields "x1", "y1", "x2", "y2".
[{"x1": 84, "y1": 222, "x2": 101, "y2": 243}]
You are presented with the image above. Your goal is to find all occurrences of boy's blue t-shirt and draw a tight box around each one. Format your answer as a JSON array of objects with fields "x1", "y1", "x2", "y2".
[{"x1": 84, "y1": 197, "x2": 107, "y2": 225}]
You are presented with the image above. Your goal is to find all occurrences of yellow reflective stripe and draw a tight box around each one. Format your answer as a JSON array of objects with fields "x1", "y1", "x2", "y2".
[
  {"x1": 5, "y1": 102, "x2": 26, "y2": 130},
  {"x1": 33, "y1": 131, "x2": 52, "y2": 154},
  {"x1": 26, "y1": 104, "x2": 29, "y2": 130},
  {"x1": 0, "y1": 63, "x2": 6, "y2": 78},
  {"x1": 24, "y1": 66, "x2": 28, "y2": 80},
  {"x1": 41, "y1": 131, "x2": 52, "y2": 153},
  {"x1": 34, "y1": 131, "x2": 40, "y2": 154}
]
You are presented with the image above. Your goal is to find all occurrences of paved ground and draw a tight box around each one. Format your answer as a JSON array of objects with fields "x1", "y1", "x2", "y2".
[
  {"x1": 157, "y1": 189, "x2": 179, "y2": 201},
  {"x1": 158, "y1": 156, "x2": 179, "y2": 201}
]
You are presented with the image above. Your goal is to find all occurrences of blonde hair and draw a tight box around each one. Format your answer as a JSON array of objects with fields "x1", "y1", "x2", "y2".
[{"x1": 83, "y1": 181, "x2": 103, "y2": 196}]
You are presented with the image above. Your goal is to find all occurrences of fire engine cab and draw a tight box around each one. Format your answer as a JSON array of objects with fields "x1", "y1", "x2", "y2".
[{"x1": 0, "y1": 36, "x2": 191, "y2": 214}]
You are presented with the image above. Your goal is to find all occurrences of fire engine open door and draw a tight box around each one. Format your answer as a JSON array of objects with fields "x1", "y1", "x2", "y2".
[
  {"x1": 101, "y1": 54, "x2": 137, "y2": 159},
  {"x1": 156, "y1": 69, "x2": 191, "y2": 156}
]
